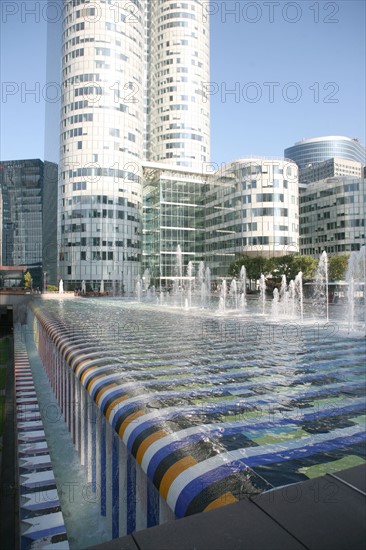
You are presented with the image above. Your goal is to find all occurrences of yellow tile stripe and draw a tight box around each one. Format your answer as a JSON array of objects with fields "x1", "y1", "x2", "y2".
[
  {"x1": 136, "y1": 430, "x2": 167, "y2": 465},
  {"x1": 118, "y1": 410, "x2": 145, "y2": 438},
  {"x1": 95, "y1": 383, "x2": 116, "y2": 405},
  {"x1": 160, "y1": 456, "x2": 197, "y2": 499},
  {"x1": 105, "y1": 395, "x2": 129, "y2": 421},
  {"x1": 204, "y1": 492, "x2": 238, "y2": 511}
]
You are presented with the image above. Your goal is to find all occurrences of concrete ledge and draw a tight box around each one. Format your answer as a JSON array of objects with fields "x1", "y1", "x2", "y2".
[{"x1": 88, "y1": 464, "x2": 366, "y2": 550}]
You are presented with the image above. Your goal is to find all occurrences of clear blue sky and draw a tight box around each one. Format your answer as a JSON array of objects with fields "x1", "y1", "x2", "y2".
[{"x1": 0, "y1": 0, "x2": 365, "y2": 165}]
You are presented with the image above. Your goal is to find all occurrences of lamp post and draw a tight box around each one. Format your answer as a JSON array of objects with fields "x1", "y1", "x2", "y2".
[{"x1": 43, "y1": 271, "x2": 47, "y2": 293}]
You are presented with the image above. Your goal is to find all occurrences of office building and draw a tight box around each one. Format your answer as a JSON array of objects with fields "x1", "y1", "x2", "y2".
[
  {"x1": 299, "y1": 176, "x2": 366, "y2": 256},
  {"x1": 0, "y1": 159, "x2": 58, "y2": 288},
  {"x1": 285, "y1": 136, "x2": 366, "y2": 171},
  {"x1": 142, "y1": 161, "x2": 208, "y2": 288},
  {"x1": 205, "y1": 158, "x2": 299, "y2": 278},
  {"x1": 59, "y1": 0, "x2": 210, "y2": 291},
  {"x1": 299, "y1": 157, "x2": 363, "y2": 185}
]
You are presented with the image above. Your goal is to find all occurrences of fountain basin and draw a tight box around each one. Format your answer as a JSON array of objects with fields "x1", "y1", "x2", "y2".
[{"x1": 28, "y1": 298, "x2": 366, "y2": 540}]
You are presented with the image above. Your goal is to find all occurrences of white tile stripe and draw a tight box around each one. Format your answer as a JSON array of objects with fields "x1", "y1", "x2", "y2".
[{"x1": 14, "y1": 330, "x2": 69, "y2": 549}]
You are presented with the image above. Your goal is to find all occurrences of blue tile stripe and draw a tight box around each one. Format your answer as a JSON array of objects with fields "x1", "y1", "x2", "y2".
[
  {"x1": 29, "y1": 302, "x2": 366, "y2": 533},
  {"x1": 173, "y1": 428, "x2": 366, "y2": 518}
]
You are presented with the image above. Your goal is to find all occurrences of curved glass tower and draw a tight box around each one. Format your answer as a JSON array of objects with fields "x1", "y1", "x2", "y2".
[
  {"x1": 284, "y1": 136, "x2": 366, "y2": 170},
  {"x1": 59, "y1": 0, "x2": 210, "y2": 292},
  {"x1": 59, "y1": 1, "x2": 145, "y2": 293},
  {"x1": 148, "y1": 0, "x2": 210, "y2": 168},
  {"x1": 205, "y1": 157, "x2": 299, "y2": 277}
]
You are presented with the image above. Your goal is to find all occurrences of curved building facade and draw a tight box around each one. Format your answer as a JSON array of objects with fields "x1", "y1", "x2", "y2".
[
  {"x1": 284, "y1": 136, "x2": 366, "y2": 170},
  {"x1": 148, "y1": 0, "x2": 210, "y2": 168},
  {"x1": 59, "y1": 0, "x2": 146, "y2": 292},
  {"x1": 58, "y1": 0, "x2": 210, "y2": 291},
  {"x1": 205, "y1": 158, "x2": 299, "y2": 277}
]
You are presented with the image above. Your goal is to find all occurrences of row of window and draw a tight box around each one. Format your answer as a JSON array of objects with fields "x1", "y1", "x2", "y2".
[
  {"x1": 63, "y1": 237, "x2": 138, "y2": 248},
  {"x1": 63, "y1": 167, "x2": 140, "y2": 183},
  {"x1": 206, "y1": 236, "x2": 293, "y2": 250},
  {"x1": 242, "y1": 208, "x2": 289, "y2": 217},
  {"x1": 159, "y1": 133, "x2": 203, "y2": 142},
  {"x1": 64, "y1": 209, "x2": 139, "y2": 221},
  {"x1": 158, "y1": 11, "x2": 196, "y2": 23},
  {"x1": 64, "y1": 113, "x2": 93, "y2": 126},
  {"x1": 64, "y1": 73, "x2": 101, "y2": 87},
  {"x1": 64, "y1": 48, "x2": 84, "y2": 63},
  {"x1": 239, "y1": 180, "x2": 291, "y2": 190},
  {"x1": 302, "y1": 219, "x2": 365, "y2": 232},
  {"x1": 63, "y1": 35, "x2": 94, "y2": 52}
]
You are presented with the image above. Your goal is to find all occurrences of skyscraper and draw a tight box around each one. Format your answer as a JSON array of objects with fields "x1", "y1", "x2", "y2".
[
  {"x1": 59, "y1": 0, "x2": 210, "y2": 292},
  {"x1": 284, "y1": 136, "x2": 366, "y2": 170},
  {"x1": 0, "y1": 159, "x2": 58, "y2": 287}
]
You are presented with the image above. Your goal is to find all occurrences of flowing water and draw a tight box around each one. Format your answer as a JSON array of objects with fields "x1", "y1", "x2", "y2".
[
  {"x1": 34, "y1": 297, "x2": 366, "y2": 494},
  {"x1": 28, "y1": 254, "x2": 366, "y2": 545}
]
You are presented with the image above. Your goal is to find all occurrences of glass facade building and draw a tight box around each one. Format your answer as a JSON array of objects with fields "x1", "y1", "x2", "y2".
[
  {"x1": 299, "y1": 157, "x2": 363, "y2": 185},
  {"x1": 59, "y1": 0, "x2": 210, "y2": 291},
  {"x1": 142, "y1": 162, "x2": 207, "y2": 288},
  {"x1": 0, "y1": 159, "x2": 58, "y2": 287},
  {"x1": 300, "y1": 176, "x2": 366, "y2": 256},
  {"x1": 147, "y1": 1, "x2": 210, "y2": 167},
  {"x1": 285, "y1": 136, "x2": 366, "y2": 171},
  {"x1": 205, "y1": 158, "x2": 299, "y2": 278}
]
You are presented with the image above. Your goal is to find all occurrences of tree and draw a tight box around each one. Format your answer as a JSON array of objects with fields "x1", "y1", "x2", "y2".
[
  {"x1": 292, "y1": 255, "x2": 317, "y2": 280},
  {"x1": 267, "y1": 255, "x2": 295, "y2": 282},
  {"x1": 328, "y1": 254, "x2": 349, "y2": 281},
  {"x1": 267, "y1": 255, "x2": 317, "y2": 282},
  {"x1": 228, "y1": 256, "x2": 270, "y2": 281},
  {"x1": 24, "y1": 271, "x2": 32, "y2": 288}
]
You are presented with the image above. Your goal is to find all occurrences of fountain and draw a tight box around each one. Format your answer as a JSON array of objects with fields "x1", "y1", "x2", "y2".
[
  {"x1": 143, "y1": 268, "x2": 151, "y2": 292},
  {"x1": 259, "y1": 274, "x2": 266, "y2": 315},
  {"x1": 81, "y1": 280, "x2": 86, "y2": 294},
  {"x1": 58, "y1": 279, "x2": 64, "y2": 294},
  {"x1": 172, "y1": 245, "x2": 184, "y2": 307},
  {"x1": 279, "y1": 275, "x2": 288, "y2": 316},
  {"x1": 29, "y1": 283, "x2": 366, "y2": 542},
  {"x1": 239, "y1": 265, "x2": 247, "y2": 313},
  {"x1": 135, "y1": 274, "x2": 142, "y2": 302},
  {"x1": 271, "y1": 288, "x2": 280, "y2": 320},
  {"x1": 205, "y1": 266, "x2": 211, "y2": 308},
  {"x1": 186, "y1": 261, "x2": 194, "y2": 309},
  {"x1": 197, "y1": 262, "x2": 207, "y2": 308},
  {"x1": 313, "y1": 251, "x2": 329, "y2": 321},
  {"x1": 288, "y1": 280, "x2": 295, "y2": 318},
  {"x1": 229, "y1": 278, "x2": 238, "y2": 310},
  {"x1": 23, "y1": 247, "x2": 366, "y2": 545},
  {"x1": 295, "y1": 271, "x2": 304, "y2": 322},
  {"x1": 218, "y1": 280, "x2": 227, "y2": 312},
  {"x1": 346, "y1": 246, "x2": 366, "y2": 332},
  {"x1": 100, "y1": 279, "x2": 104, "y2": 294}
]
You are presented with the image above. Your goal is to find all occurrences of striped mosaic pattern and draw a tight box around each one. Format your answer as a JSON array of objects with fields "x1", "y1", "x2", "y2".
[
  {"x1": 30, "y1": 299, "x2": 366, "y2": 533},
  {"x1": 15, "y1": 333, "x2": 69, "y2": 549}
]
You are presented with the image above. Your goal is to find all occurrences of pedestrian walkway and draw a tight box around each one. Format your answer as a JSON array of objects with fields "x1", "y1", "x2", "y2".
[{"x1": 14, "y1": 330, "x2": 69, "y2": 549}]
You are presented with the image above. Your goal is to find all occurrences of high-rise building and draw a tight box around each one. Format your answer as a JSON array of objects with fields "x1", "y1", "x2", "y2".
[
  {"x1": 299, "y1": 176, "x2": 366, "y2": 256},
  {"x1": 59, "y1": 0, "x2": 210, "y2": 292},
  {"x1": 142, "y1": 161, "x2": 208, "y2": 289},
  {"x1": 0, "y1": 159, "x2": 58, "y2": 287},
  {"x1": 299, "y1": 157, "x2": 363, "y2": 185},
  {"x1": 147, "y1": 1, "x2": 210, "y2": 167},
  {"x1": 205, "y1": 158, "x2": 299, "y2": 278},
  {"x1": 284, "y1": 136, "x2": 366, "y2": 171}
]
